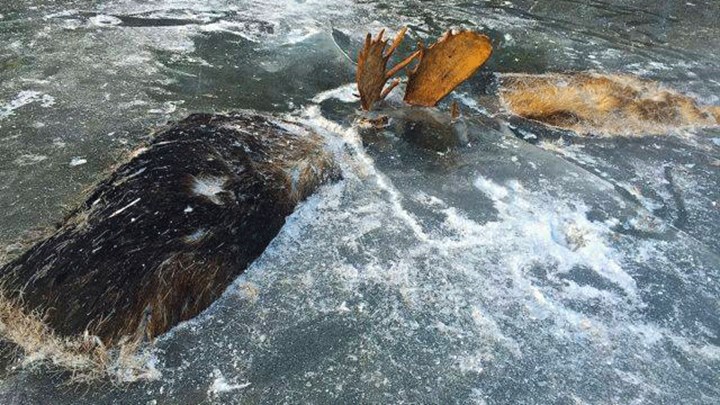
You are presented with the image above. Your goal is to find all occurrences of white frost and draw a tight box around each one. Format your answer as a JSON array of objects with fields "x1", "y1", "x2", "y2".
[
  {"x1": 311, "y1": 83, "x2": 359, "y2": 104},
  {"x1": 0, "y1": 91, "x2": 55, "y2": 120},
  {"x1": 472, "y1": 176, "x2": 637, "y2": 299},
  {"x1": 14, "y1": 154, "x2": 48, "y2": 166},
  {"x1": 69, "y1": 157, "x2": 87, "y2": 167},
  {"x1": 474, "y1": 177, "x2": 509, "y2": 201},
  {"x1": 191, "y1": 175, "x2": 227, "y2": 205},
  {"x1": 89, "y1": 15, "x2": 123, "y2": 27},
  {"x1": 208, "y1": 369, "x2": 251, "y2": 395}
]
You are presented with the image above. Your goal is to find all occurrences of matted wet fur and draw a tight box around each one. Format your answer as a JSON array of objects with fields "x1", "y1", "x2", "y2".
[
  {"x1": 0, "y1": 112, "x2": 338, "y2": 351},
  {"x1": 0, "y1": 289, "x2": 155, "y2": 382},
  {"x1": 500, "y1": 72, "x2": 720, "y2": 136}
]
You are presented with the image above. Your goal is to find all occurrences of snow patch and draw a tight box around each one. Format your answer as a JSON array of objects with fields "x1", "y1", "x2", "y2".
[
  {"x1": 89, "y1": 15, "x2": 122, "y2": 27},
  {"x1": 69, "y1": 157, "x2": 87, "y2": 167},
  {"x1": 0, "y1": 91, "x2": 55, "y2": 120},
  {"x1": 470, "y1": 176, "x2": 637, "y2": 299},
  {"x1": 191, "y1": 175, "x2": 227, "y2": 205},
  {"x1": 148, "y1": 100, "x2": 183, "y2": 115},
  {"x1": 184, "y1": 228, "x2": 208, "y2": 243},
  {"x1": 311, "y1": 83, "x2": 358, "y2": 104},
  {"x1": 474, "y1": 177, "x2": 509, "y2": 201},
  {"x1": 14, "y1": 154, "x2": 48, "y2": 166},
  {"x1": 208, "y1": 369, "x2": 250, "y2": 395}
]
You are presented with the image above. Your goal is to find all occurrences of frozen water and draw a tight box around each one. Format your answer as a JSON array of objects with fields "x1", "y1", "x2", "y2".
[{"x1": 1, "y1": 0, "x2": 719, "y2": 404}]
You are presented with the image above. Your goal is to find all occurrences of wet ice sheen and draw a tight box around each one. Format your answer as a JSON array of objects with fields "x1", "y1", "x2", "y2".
[{"x1": 1, "y1": 0, "x2": 719, "y2": 404}]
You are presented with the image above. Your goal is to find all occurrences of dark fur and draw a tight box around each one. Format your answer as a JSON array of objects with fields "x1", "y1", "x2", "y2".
[{"x1": 0, "y1": 112, "x2": 338, "y2": 345}]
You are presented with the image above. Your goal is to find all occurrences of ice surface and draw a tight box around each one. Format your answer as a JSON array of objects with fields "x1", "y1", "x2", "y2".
[{"x1": 1, "y1": 0, "x2": 719, "y2": 404}]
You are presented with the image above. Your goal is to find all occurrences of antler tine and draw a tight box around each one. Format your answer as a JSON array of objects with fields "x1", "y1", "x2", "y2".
[
  {"x1": 380, "y1": 78, "x2": 401, "y2": 100},
  {"x1": 374, "y1": 28, "x2": 386, "y2": 42},
  {"x1": 358, "y1": 33, "x2": 371, "y2": 60},
  {"x1": 385, "y1": 49, "x2": 421, "y2": 80},
  {"x1": 383, "y1": 26, "x2": 408, "y2": 60}
]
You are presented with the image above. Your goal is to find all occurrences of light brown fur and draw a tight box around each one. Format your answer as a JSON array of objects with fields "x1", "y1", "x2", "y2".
[
  {"x1": 499, "y1": 72, "x2": 720, "y2": 136},
  {"x1": 0, "y1": 289, "x2": 154, "y2": 382},
  {"x1": 710, "y1": 106, "x2": 720, "y2": 123}
]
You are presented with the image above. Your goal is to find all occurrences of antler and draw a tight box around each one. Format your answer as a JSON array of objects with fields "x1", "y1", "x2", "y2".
[
  {"x1": 356, "y1": 27, "x2": 420, "y2": 110},
  {"x1": 404, "y1": 31, "x2": 493, "y2": 107}
]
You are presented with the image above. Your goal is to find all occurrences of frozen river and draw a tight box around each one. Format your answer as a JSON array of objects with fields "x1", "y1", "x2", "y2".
[{"x1": 0, "y1": 0, "x2": 719, "y2": 403}]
